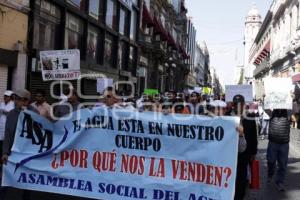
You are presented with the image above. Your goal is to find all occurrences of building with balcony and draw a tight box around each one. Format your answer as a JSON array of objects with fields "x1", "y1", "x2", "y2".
[
  {"x1": 138, "y1": 0, "x2": 189, "y2": 94},
  {"x1": 246, "y1": 0, "x2": 300, "y2": 98},
  {"x1": 194, "y1": 43, "x2": 205, "y2": 86},
  {"x1": 248, "y1": 10, "x2": 272, "y2": 99},
  {"x1": 270, "y1": 0, "x2": 300, "y2": 80},
  {"x1": 27, "y1": 0, "x2": 141, "y2": 100},
  {"x1": 200, "y1": 41, "x2": 211, "y2": 87},
  {"x1": 0, "y1": 0, "x2": 29, "y2": 101},
  {"x1": 185, "y1": 18, "x2": 196, "y2": 89}
]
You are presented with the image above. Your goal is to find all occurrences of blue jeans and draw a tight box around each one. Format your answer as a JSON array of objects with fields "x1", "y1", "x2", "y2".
[
  {"x1": 260, "y1": 120, "x2": 269, "y2": 136},
  {"x1": 267, "y1": 141, "x2": 289, "y2": 184}
]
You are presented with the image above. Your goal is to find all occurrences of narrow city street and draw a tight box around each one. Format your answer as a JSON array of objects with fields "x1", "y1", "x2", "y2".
[{"x1": 246, "y1": 129, "x2": 300, "y2": 200}]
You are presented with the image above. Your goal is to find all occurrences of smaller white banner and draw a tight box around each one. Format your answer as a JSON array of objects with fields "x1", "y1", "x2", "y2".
[
  {"x1": 40, "y1": 49, "x2": 81, "y2": 81},
  {"x1": 225, "y1": 85, "x2": 253, "y2": 102},
  {"x1": 97, "y1": 78, "x2": 113, "y2": 94},
  {"x1": 264, "y1": 78, "x2": 293, "y2": 110}
]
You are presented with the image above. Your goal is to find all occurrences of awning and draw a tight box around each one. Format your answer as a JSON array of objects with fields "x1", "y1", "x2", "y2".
[
  {"x1": 253, "y1": 40, "x2": 270, "y2": 65},
  {"x1": 292, "y1": 73, "x2": 300, "y2": 83},
  {"x1": 142, "y1": 3, "x2": 154, "y2": 27},
  {"x1": 167, "y1": 32, "x2": 177, "y2": 48},
  {"x1": 179, "y1": 45, "x2": 189, "y2": 59},
  {"x1": 153, "y1": 17, "x2": 168, "y2": 40}
]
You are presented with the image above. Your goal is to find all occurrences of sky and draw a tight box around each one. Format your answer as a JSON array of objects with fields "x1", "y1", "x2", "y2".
[{"x1": 186, "y1": 0, "x2": 273, "y2": 85}]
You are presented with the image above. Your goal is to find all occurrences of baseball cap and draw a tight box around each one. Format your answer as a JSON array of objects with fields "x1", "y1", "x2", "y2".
[
  {"x1": 14, "y1": 89, "x2": 31, "y2": 99},
  {"x1": 4, "y1": 90, "x2": 13, "y2": 97}
]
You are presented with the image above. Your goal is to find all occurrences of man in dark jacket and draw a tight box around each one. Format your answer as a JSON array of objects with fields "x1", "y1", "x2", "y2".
[
  {"x1": 1, "y1": 89, "x2": 38, "y2": 200},
  {"x1": 232, "y1": 95, "x2": 258, "y2": 200},
  {"x1": 267, "y1": 109, "x2": 290, "y2": 191}
]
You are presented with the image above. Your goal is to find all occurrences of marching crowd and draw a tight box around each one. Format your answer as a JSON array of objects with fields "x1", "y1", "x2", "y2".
[{"x1": 0, "y1": 86, "x2": 293, "y2": 200}]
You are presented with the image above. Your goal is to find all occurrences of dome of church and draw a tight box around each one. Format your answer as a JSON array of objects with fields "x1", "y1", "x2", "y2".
[{"x1": 247, "y1": 4, "x2": 261, "y2": 18}]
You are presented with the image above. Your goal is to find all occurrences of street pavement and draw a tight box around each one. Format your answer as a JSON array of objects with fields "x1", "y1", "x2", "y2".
[
  {"x1": 2, "y1": 129, "x2": 300, "y2": 200},
  {"x1": 245, "y1": 128, "x2": 300, "y2": 200}
]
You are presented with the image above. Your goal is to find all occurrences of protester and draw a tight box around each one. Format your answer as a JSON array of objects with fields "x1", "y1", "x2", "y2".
[
  {"x1": 187, "y1": 92, "x2": 204, "y2": 115},
  {"x1": 53, "y1": 88, "x2": 80, "y2": 118},
  {"x1": 173, "y1": 98, "x2": 190, "y2": 114},
  {"x1": 0, "y1": 90, "x2": 14, "y2": 197},
  {"x1": 1, "y1": 89, "x2": 38, "y2": 200},
  {"x1": 267, "y1": 109, "x2": 290, "y2": 191},
  {"x1": 0, "y1": 91, "x2": 14, "y2": 160},
  {"x1": 291, "y1": 99, "x2": 299, "y2": 128},
  {"x1": 31, "y1": 89, "x2": 51, "y2": 120},
  {"x1": 258, "y1": 106, "x2": 270, "y2": 140},
  {"x1": 210, "y1": 99, "x2": 247, "y2": 153},
  {"x1": 230, "y1": 95, "x2": 258, "y2": 200},
  {"x1": 102, "y1": 86, "x2": 120, "y2": 107}
]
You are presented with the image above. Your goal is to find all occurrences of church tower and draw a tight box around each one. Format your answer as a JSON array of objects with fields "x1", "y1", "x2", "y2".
[{"x1": 243, "y1": 4, "x2": 262, "y2": 84}]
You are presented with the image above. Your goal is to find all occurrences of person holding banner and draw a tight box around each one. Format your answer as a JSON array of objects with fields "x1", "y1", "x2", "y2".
[
  {"x1": 102, "y1": 86, "x2": 121, "y2": 108},
  {"x1": 1, "y1": 89, "x2": 38, "y2": 200},
  {"x1": 209, "y1": 100, "x2": 247, "y2": 153},
  {"x1": 230, "y1": 95, "x2": 258, "y2": 200},
  {"x1": 53, "y1": 88, "x2": 80, "y2": 118},
  {"x1": 267, "y1": 109, "x2": 290, "y2": 191}
]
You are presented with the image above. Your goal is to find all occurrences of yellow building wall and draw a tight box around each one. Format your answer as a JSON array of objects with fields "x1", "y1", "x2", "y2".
[{"x1": 0, "y1": 4, "x2": 28, "y2": 50}]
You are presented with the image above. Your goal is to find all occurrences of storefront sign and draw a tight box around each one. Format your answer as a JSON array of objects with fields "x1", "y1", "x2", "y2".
[
  {"x1": 120, "y1": 70, "x2": 131, "y2": 77},
  {"x1": 40, "y1": 49, "x2": 81, "y2": 81},
  {"x1": 137, "y1": 67, "x2": 146, "y2": 77}
]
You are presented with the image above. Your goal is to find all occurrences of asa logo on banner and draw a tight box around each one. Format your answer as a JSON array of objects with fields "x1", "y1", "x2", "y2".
[
  {"x1": 263, "y1": 77, "x2": 293, "y2": 109},
  {"x1": 40, "y1": 49, "x2": 81, "y2": 81}
]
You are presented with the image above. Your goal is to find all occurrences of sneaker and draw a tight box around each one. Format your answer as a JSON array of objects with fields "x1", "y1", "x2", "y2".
[{"x1": 275, "y1": 182, "x2": 285, "y2": 192}]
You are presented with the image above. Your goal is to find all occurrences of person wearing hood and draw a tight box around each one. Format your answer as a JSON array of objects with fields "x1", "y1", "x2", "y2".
[{"x1": 230, "y1": 95, "x2": 258, "y2": 200}]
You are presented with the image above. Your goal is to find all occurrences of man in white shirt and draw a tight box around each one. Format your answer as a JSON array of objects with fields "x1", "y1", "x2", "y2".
[
  {"x1": 31, "y1": 90, "x2": 51, "y2": 120},
  {"x1": 0, "y1": 90, "x2": 15, "y2": 157}
]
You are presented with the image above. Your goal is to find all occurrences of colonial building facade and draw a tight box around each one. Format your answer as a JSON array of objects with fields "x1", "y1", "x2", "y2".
[
  {"x1": 138, "y1": 0, "x2": 189, "y2": 94},
  {"x1": 27, "y1": 0, "x2": 141, "y2": 100},
  {"x1": 247, "y1": 0, "x2": 300, "y2": 99},
  {"x1": 0, "y1": 0, "x2": 29, "y2": 101}
]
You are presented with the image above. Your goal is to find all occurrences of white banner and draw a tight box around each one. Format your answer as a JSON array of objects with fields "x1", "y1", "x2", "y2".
[
  {"x1": 264, "y1": 78, "x2": 293, "y2": 109},
  {"x1": 97, "y1": 78, "x2": 113, "y2": 94},
  {"x1": 40, "y1": 49, "x2": 81, "y2": 81},
  {"x1": 225, "y1": 85, "x2": 253, "y2": 102}
]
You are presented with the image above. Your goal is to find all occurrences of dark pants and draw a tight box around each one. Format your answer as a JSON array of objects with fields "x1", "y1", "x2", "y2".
[
  {"x1": 0, "y1": 140, "x2": 3, "y2": 200},
  {"x1": 234, "y1": 152, "x2": 249, "y2": 200},
  {"x1": 267, "y1": 141, "x2": 289, "y2": 184}
]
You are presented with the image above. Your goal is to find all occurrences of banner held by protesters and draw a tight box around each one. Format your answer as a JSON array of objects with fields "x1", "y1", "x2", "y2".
[{"x1": 3, "y1": 108, "x2": 239, "y2": 200}]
